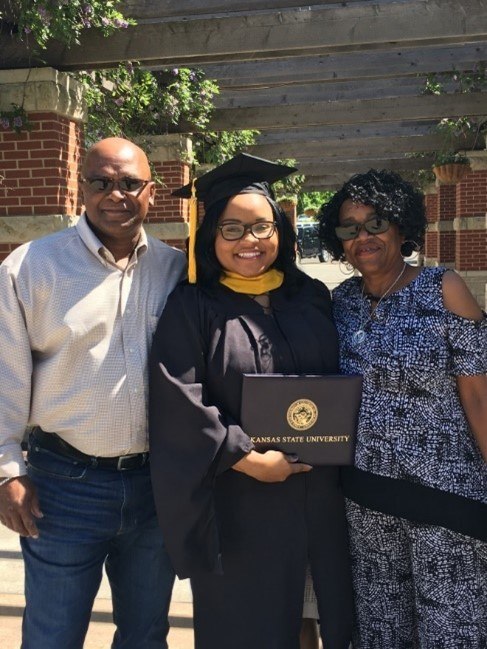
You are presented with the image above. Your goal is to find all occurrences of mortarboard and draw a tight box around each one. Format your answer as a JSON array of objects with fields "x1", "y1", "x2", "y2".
[
  {"x1": 173, "y1": 153, "x2": 298, "y2": 283},
  {"x1": 173, "y1": 153, "x2": 297, "y2": 211}
]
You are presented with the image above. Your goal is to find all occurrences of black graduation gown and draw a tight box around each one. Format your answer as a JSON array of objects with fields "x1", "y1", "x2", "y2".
[{"x1": 149, "y1": 276, "x2": 354, "y2": 649}]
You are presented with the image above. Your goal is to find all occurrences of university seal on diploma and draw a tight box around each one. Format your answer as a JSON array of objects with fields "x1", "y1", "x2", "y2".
[{"x1": 287, "y1": 399, "x2": 318, "y2": 431}]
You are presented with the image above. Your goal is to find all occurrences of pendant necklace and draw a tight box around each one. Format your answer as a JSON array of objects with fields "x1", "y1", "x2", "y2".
[{"x1": 353, "y1": 263, "x2": 407, "y2": 345}]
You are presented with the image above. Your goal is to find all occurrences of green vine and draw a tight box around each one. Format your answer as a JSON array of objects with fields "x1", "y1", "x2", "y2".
[
  {"x1": 3, "y1": 0, "x2": 134, "y2": 49},
  {"x1": 418, "y1": 64, "x2": 487, "y2": 171},
  {"x1": 297, "y1": 191, "x2": 334, "y2": 214},
  {"x1": 192, "y1": 130, "x2": 259, "y2": 165},
  {"x1": 0, "y1": 4, "x2": 264, "y2": 170},
  {"x1": 0, "y1": 103, "x2": 32, "y2": 134},
  {"x1": 74, "y1": 64, "x2": 219, "y2": 145},
  {"x1": 432, "y1": 151, "x2": 470, "y2": 167}
]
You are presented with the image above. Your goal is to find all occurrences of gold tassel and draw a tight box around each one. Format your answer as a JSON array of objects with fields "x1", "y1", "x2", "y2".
[{"x1": 187, "y1": 179, "x2": 197, "y2": 284}]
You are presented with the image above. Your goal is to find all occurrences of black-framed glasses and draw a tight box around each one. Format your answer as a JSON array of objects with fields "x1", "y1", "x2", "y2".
[
  {"x1": 218, "y1": 221, "x2": 277, "y2": 241},
  {"x1": 335, "y1": 216, "x2": 390, "y2": 241},
  {"x1": 82, "y1": 177, "x2": 151, "y2": 194}
]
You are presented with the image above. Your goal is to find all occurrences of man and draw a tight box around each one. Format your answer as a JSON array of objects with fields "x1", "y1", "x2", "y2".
[{"x1": 0, "y1": 138, "x2": 186, "y2": 648}]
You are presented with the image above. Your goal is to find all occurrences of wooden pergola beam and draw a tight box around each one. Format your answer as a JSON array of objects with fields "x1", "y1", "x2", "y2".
[
  {"x1": 202, "y1": 92, "x2": 487, "y2": 132},
  {"x1": 254, "y1": 122, "x2": 439, "y2": 145},
  {"x1": 250, "y1": 134, "x2": 476, "y2": 160},
  {"x1": 199, "y1": 42, "x2": 487, "y2": 89},
  {"x1": 298, "y1": 156, "x2": 435, "y2": 177},
  {"x1": 215, "y1": 77, "x2": 459, "y2": 110},
  {"x1": 1, "y1": 0, "x2": 486, "y2": 70}
]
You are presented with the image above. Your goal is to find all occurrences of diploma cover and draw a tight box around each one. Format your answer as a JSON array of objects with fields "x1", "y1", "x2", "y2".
[{"x1": 241, "y1": 374, "x2": 363, "y2": 465}]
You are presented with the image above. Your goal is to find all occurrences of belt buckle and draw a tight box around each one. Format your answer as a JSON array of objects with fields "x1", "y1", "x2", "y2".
[
  {"x1": 116, "y1": 453, "x2": 147, "y2": 471},
  {"x1": 116, "y1": 454, "x2": 138, "y2": 471}
]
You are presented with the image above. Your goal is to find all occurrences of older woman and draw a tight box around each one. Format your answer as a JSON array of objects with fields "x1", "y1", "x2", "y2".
[
  {"x1": 319, "y1": 169, "x2": 487, "y2": 648},
  {"x1": 149, "y1": 154, "x2": 353, "y2": 649}
]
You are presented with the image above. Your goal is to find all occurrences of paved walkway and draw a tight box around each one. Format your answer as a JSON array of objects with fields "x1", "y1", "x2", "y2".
[
  {"x1": 0, "y1": 260, "x2": 345, "y2": 648},
  {"x1": 0, "y1": 523, "x2": 194, "y2": 649}
]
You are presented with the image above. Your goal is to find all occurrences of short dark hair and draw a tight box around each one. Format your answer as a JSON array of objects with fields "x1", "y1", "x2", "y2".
[
  {"x1": 318, "y1": 169, "x2": 427, "y2": 260},
  {"x1": 195, "y1": 196, "x2": 306, "y2": 291}
]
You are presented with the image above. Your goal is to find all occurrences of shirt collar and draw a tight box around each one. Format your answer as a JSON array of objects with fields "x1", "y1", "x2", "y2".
[{"x1": 76, "y1": 213, "x2": 148, "y2": 267}]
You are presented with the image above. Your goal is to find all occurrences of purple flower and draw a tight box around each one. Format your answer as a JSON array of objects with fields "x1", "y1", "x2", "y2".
[
  {"x1": 83, "y1": 4, "x2": 94, "y2": 15},
  {"x1": 114, "y1": 97, "x2": 124, "y2": 106},
  {"x1": 0, "y1": 118, "x2": 10, "y2": 129},
  {"x1": 189, "y1": 71, "x2": 197, "y2": 81},
  {"x1": 113, "y1": 18, "x2": 129, "y2": 28},
  {"x1": 38, "y1": 6, "x2": 51, "y2": 23},
  {"x1": 101, "y1": 17, "x2": 111, "y2": 26},
  {"x1": 13, "y1": 116, "x2": 23, "y2": 128},
  {"x1": 172, "y1": 68, "x2": 179, "y2": 76}
]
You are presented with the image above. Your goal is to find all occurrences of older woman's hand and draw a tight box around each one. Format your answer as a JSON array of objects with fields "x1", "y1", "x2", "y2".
[{"x1": 232, "y1": 449, "x2": 312, "y2": 482}]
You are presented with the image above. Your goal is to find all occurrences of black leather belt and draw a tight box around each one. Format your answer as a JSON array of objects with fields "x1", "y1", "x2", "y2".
[{"x1": 32, "y1": 428, "x2": 149, "y2": 471}]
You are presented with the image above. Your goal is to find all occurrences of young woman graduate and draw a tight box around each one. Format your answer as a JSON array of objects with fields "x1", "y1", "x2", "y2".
[{"x1": 149, "y1": 154, "x2": 354, "y2": 649}]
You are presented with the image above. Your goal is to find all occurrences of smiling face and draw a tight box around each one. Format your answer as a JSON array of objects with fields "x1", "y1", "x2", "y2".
[
  {"x1": 338, "y1": 199, "x2": 405, "y2": 278},
  {"x1": 81, "y1": 138, "x2": 155, "y2": 258},
  {"x1": 214, "y1": 193, "x2": 279, "y2": 277}
]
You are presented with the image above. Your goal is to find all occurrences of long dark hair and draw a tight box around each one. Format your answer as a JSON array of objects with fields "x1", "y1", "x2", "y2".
[
  {"x1": 318, "y1": 169, "x2": 427, "y2": 260},
  {"x1": 194, "y1": 195, "x2": 306, "y2": 291}
]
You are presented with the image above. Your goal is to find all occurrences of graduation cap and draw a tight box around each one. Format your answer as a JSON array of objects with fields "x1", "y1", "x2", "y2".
[
  {"x1": 173, "y1": 153, "x2": 298, "y2": 283},
  {"x1": 173, "y1": 153, "x2": 297, "y2": 211}
]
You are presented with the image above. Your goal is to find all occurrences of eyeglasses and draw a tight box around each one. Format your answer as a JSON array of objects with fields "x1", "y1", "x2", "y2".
[
  {"x1": 335, "y1": 216, "x2": 390, "y2": 241},
  {"x1": 218, "y1": 221, "x2": 277, "y2": 241},
  {"x1": 82, "y1": 177, "x2": 151, "y2": 194}
]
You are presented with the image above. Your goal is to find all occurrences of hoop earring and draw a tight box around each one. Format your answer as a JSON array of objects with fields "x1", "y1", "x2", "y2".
[{"x1": 338, "y1": 260, "x2": 354, "y2": 276}]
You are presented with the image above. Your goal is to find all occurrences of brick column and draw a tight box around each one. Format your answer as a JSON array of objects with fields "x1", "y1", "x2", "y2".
[
  {"x1": 436, "y1": 184, "x2": 456, "y2": 267},
  {"x1": 0, "y1": 68, "x2": 86, "y2": 262},
  {"x1": 423, "y1": 183, "x2": 438, "y2": 264},
  {"x1": 454, "y1": 152, "x2": 487, "y2": 308},
  {"x1": 141, "y1": 134, "x2": 191, "y2": 250}
]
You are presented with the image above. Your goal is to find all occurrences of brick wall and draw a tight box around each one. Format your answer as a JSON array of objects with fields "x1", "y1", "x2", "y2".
[
  {"x1": 425, "y1": 231, "x2": 438, "y2": 259},
  {"x1": 0, "y1": 111, "x2": 84, "y2": 262},
  {"x1": 148, "y1": 160, "x2": 190, "y2": 225},
  {"x1": 0, "y1": 98, "x2": 191, "y2": 262},
  {"x1": 456, "y1": 230, "x2": 487, "y2": 270},
  {"x1": 455, "y1": 168, "x2": 487, "y2": 273},
  {"x1": 437, "y1": 184, "x2": 456, "y2": 221},
  {"x1": 0, "y1": 112, "x2": 83, "y2": 218},
  {"x1": 424, "y1": 192, "x2": 438, "y2": 261},
  {"x1": 424, "y1": 192, "x2": 438, "y2": 224},
  {"x1": 456, "y1": 169, "x2": 487, "y2": 218},
  {"x1": 423, "y1": 157, "x2": 487, "y2": 306}
]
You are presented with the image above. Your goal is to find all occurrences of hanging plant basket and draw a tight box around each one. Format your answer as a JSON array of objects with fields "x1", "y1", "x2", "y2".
[{"x1": 432, "y1": 163, "x2": 470, "y2": 184}]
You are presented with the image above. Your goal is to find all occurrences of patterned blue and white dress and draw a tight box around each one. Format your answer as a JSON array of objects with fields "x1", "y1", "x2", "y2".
[{"x1": 333, "y1": 266, "x2": 487, "y2": 648}]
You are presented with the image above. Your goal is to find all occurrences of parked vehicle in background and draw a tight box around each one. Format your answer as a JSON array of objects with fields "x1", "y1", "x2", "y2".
[{"x1": 297, "y1": 222, "x2": 327, "y2": 263}]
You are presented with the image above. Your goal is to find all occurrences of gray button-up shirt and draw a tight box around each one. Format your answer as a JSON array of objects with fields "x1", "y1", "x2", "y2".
[{"x1": 0, "y1": 214, "x2": 186, "y2": 477}]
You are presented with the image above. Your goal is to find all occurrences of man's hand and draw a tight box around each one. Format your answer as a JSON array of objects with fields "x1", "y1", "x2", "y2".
[
  {"x1": 0, "y1": 476, "x2": 43, "y2": 538},
  {"x1": 232, "y1": 450, "x2": 312, "y2": 483}
]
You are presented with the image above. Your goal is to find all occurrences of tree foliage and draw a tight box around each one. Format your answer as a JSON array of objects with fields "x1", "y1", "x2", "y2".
[
  {"x1": 75, "y1": 65, "x2": 219, "y2": 145},
  {"x1": 2, "y1": 0, "x2": 133, "y2": 49},
  {"x1": 192, "y1": 130, "x2": 260, "y2": 165},
  {"x1": 297, "y1": 191, "x2": 334, "y2": 214}
]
